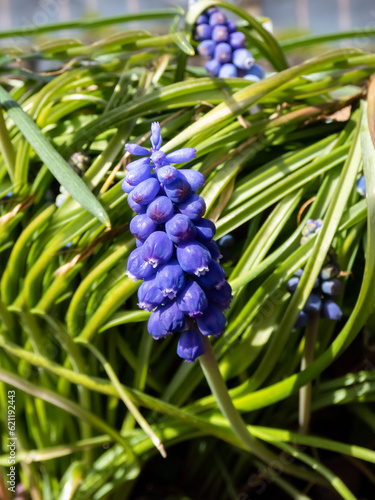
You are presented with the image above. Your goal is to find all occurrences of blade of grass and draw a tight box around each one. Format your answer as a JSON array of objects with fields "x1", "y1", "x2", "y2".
[
  {"x1": 0, "y1": 86, "x2": 110, "y2": 227},
  {"x1": 0, "y1": 8, "x2": 184, "y2": 39}
]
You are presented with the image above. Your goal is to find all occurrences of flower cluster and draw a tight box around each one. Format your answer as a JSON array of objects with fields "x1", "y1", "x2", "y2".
[
  {"x1": 300, "y1": 218, "x2": 323, "y2": 245},
  {"x1": 287, "y1": 219, "x2": 343, "y2": 328},
  {"x1": 123, "y1": 123, "x2": 232, "y2": 362},
  {"x1": 193, "y1": 6, "x2": 265, "y2": 81}
]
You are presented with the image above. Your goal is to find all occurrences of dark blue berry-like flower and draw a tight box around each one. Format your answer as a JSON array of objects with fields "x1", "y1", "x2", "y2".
[
  {"x1": 286, "y1": 219, "x2": 343, "y2": 328},
  {"x1": 193, "y1": 7, "x2": 265, "y2": 82},
  {"x1": 177, "y1": 330, "x2": 206, "y2": 362},
  {"x1": 124, "y1": 123, "x2": 232, "y2": 361},
  {"x1": 177, "y1": 281, "x2": 208, "y2": 318},
  {"x1": 156, "y1": 259, "x2": 186, "y2": 299},
  {"x1": 166, "y1": 214, "x2": 197, "y2": 244}
]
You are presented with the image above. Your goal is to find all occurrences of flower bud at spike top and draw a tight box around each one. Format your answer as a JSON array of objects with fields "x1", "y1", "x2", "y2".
[
  {"x1": 206, "y1": 6, "x2": 218, "y2": 15},
  {"x1": 125, "y1": 122, "x2": 233, "y2": 361},
  {"x1": 215, "y1": 42, "x2": 232, "y2": 63},
  {"x1": 151, "y1": 122, "x2": 162, "y2": 151},
  {"x1": 178, "y1": 169, "x2": 205, "y2": 191},
  {"x1": 165, "y1": 148, "x2": 196, "y2": 164},
  {"x1": 125, "y1": 144, "x2": 150, "y2": 156},
  {"x1": 146, "y1": 196, "x2": 174, "y2": 224},
  {"x1": 209, "y1": 11, "x2": 227, "y2": 26},
  {"x1": 129, "y1": 214, "x2": 157, "y2": 241},
  {"x1": 126, "y1": 157, "x2": 151, "y2": 171},
  {"x1": 198, "y1": 40, "x2": 216, "y2": 58},
  {"x1": 177, "y1": 330, "x2": 205, "y2": 362},
  {"x1": 151, "y1": 151, "x2": 167, "y2": 168},
  {"x1": 219, "y1": 63, "x2": 237, "y2": 78}
]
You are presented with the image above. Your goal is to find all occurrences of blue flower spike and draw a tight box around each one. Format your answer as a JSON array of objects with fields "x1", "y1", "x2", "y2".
[
  {"x1": 125, "y1": 123, "x2": 232, "y2": 361},
  {"x1": 287, "y1": 219, "x2": 343, "y2": 328},
  {"x1": 193, "y1": 7, "x2": 265, "y2": 82}
]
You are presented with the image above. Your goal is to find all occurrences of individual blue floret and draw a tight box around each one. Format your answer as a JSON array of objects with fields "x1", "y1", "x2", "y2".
[
  {"x1": 177, "y1": 330, "x2": 206, "y2": 362},
  {"x1": 356, "y1": 175, "x2": 366, "y2": 197}
]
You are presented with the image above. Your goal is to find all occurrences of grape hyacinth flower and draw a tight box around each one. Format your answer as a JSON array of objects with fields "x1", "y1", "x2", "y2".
[
  {"x1": 286, "y1": 219, "x2": 343, "y2": 328},
  {"x1": 193, "y1": 6, "x2": 265, "y2": 82},
  {"x1": 124, "y1": 123, "x2": 232, "y2": 362},
  {"x1": 300, "y1": 218, "x2": 323, "y2": 245}
]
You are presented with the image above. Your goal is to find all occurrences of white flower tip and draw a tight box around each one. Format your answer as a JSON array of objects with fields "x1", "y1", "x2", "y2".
[
  {"x1": 137, "y1": 302, "x2": 153, "y2": 312},
  {"x1": 195, "y1": 265, "x2": 209, "y2": 277}
]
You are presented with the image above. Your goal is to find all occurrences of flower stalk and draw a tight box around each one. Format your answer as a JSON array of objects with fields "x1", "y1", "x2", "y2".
[
  {"x1": 299, "y1": 313, "x2": 320, "y2": 434},
  {"x1": 199, "y1": 336, "x2": 318, "y2": 482}
]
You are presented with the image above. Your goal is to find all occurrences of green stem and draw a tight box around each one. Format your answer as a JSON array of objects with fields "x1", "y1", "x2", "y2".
[
  {"x1": 199, "y1": 337, "x2": 321, "y2": 484},
  {"x1": 299, "y1": 313, "x2": 320, "y2": 434}
]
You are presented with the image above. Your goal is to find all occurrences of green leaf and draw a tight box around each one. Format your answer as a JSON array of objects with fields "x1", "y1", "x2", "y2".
[
  {"x1": 0, "y1": 8, "x2": 185, "y2": 39},
  {"x1": 0, "y1": 85, "x2": 110, "y2": 227}
]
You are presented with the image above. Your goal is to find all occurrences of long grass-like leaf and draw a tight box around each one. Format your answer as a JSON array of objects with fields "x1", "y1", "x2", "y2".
[{"x1": 0, "y1": 86, "x2": 110, "y2": 226}]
